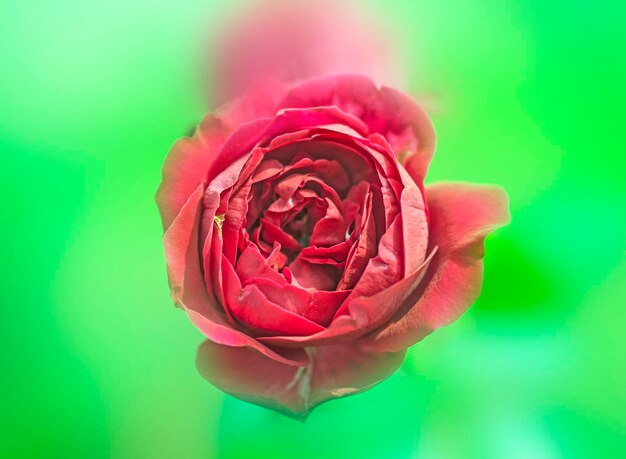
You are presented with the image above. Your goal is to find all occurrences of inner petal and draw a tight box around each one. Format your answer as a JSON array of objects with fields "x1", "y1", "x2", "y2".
[{"x1": 235, "y1": 136, "x2": 396, "y2": 293}]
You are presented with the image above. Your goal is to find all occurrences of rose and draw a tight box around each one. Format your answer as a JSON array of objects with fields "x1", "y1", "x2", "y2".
[{"x1": 156, "y1": 74, "x2": 510, "y2": 419}]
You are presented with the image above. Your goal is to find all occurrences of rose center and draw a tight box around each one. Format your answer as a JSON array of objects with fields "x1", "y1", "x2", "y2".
[{"x1": 284, "y1": 208, "x2": 311, "y2": 247}]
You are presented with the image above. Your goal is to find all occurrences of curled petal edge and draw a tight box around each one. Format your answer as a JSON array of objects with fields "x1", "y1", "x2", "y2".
[{"x1": 365, "y1": 182, "x2": 511, "y2": 353}]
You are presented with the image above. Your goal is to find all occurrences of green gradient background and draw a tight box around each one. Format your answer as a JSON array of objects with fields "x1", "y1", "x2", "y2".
[{"x1": 2, "y1": 0, "x2": 625, "y2": 457}]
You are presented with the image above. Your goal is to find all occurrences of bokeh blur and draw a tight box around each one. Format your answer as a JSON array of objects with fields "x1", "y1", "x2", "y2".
[{"x1": 1, "y1": 0, "x2": 625, "y2": 457}]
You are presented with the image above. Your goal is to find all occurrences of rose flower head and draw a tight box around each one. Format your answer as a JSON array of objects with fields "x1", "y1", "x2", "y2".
[
  {"x1": 156, "y1": 73, "x2": 510, "y2": 419},
  {"x1": 158, "y1": 0, "x2": 509, "y2": 419}
]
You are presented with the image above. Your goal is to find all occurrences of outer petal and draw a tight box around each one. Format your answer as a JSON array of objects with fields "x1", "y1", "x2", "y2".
[
  {"x1": 196, "y1": 339, "x2": 406, "y2": 421},
  {"x1": 378, "y1": 86, "x2": 436, "y2": 182},
  {"x1": 279, "y1": 74, "x2": 435, "y2": 178},
  {"x1": 156, "y1": 79, "x2": 289, "y2": 231},
  {"x1": 366, "y1": 182, "x2": 511, "y2": 352},
  {"x1": 155, "y1": 115, "x2": 231, "y2": 230},
  {"x1": 163, "y1": 185, "x2": 218, "y2": 316}
]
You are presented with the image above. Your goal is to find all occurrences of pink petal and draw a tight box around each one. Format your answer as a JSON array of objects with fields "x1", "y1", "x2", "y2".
[
  {"x1": 366, "y1": 182, "x2": 511, "y2": 352},
  {"x1": 259, "y1": 218, "x2": 301, "y2": 251},
  {"x1": 377, "y1": 86, "x2": 436, "y2": 181},
  {"x1": 155, "y1": 115, "x2": 230, "y2": 231},
  {"x1": 398, "y1": 171, "x2": 429, "y2": 275},
  {"x1": 163, "y1": 185, "x2": 217, "y2": 316}
]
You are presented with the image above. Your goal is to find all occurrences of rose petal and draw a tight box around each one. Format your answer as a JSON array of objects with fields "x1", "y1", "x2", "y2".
[
  {"x1": 196, "y1": 338, "x2": 406, "y2": 420},
  {"x1": 206, "y1": 106, "x2": 369, "y2": 186},
  {"x1": 339, "y1": 190, "x2": 377, "y2": 290},
  {"x1": 236, "y1": 244, "x2": 287, "y2": 286},
  {"x1": 309, "y1": 197, "x2": 347, "y2": 247},
  {"x1": 309, "y1": 290, "x2": 352, "y2": 327},
  {"x1": 163, "y1": 184, "x2": 304, "y2": 367},
  {"x1": 189, "y1": 310, "x2": 307, "y2": 367},
  {"x1": 346, "y1": 214, "x2": 405, "y2": 298},
  {"x1": 289, "y1": 257, "x2": 339, "y2": 291},
  {"x1": 163, "y1": 185, "x2": 213, "y2": 315},
  {"x1": 279, "y1": 75, "x2": 435, "y2": 177},
  {"x1": 366, "y1": 182, "x2": 511, "y2": 352},
  {"x1": 258, "y1": 251, "x2": 435, "y2": 348},
  {"x1": 222, "y1": 257, "x2": 325, "y2": 336},
  {"x1": 156, "y1": 115, "x2": 230, "y2": 230},
  {"x1": 398, "y1": 172, "x2": 428, "y2": 274},
  {"x1": 245, "y1": 277, "x2": 311, "y2": 314},
  {"x1": 222, "y1": 180, "x2": 251, "y2": 263},
  {"x1": 377, "y1": 86, "x2": 436, "y2": 179}
]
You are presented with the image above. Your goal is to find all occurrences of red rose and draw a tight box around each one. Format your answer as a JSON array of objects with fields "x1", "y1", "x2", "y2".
[{"x1": 156, "y1": 74, "x2": 509, "y2": 419}]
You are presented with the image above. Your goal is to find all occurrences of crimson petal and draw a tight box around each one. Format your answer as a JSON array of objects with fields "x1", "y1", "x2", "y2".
[{"x1": 366, "y1": 183, "x2": 510, "y2": 352}]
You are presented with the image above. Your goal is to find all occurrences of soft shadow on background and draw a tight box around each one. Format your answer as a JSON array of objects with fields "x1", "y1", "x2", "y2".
[{"x1": 1, "y1": 0, "x2": 625, "y2": 457}]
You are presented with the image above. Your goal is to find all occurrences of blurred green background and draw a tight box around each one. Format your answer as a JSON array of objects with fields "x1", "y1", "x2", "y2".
[{"x1": 2, "y1": 0, "x2": 625, "y2": 457}]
